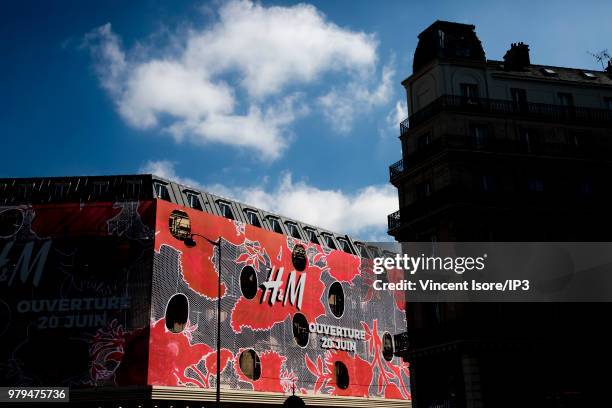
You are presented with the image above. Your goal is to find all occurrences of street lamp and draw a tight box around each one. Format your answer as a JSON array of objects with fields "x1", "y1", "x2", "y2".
[{"x1": 184, "y1": 233, "x2": 223, "y2": 408}]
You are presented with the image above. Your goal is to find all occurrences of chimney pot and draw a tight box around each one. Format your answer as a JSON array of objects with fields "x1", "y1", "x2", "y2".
[{"x1": 503, "y1": 42, "x2": 531, "y2": 71}]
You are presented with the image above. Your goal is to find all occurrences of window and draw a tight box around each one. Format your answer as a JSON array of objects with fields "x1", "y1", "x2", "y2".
[
  {"x1": 304, "y1": 228, "x2": 320, "y2": 245},
  {"x1": 185, "y1": 192, "x2": 202, "y2": 211},
  {"x1": 154, "y1": 183, "x2": 171, "y2": 201},
  {"x1": 417, "y1": 132, "x2": 432, "y2": 149},
  {"x1": 165, "y1": 293, "x2": 189, "y2": 333},
  {"x1": 292, "y1": 244, "x2": 307, "y2": 271},
  {"x1": 558, "y1": 92, "x2": 574, "y2": 107},
  {"x1": 540, "y1": 67, "x2": 557, "y2": 76},
  {"x1": 267, "y1": 216, "x2": 283, "y2": 234},
  {"x1": 285, "y1": 222, "x2": 302, "y2": 239},
  {"x1": 604, "y1": 97, "x2": 612, "y2": 111},
  {"x1": 469, "y1": 124, "x2": 488, "y2": 148},
  {"x1": 328, "y1": 282, "x2": 344, "y2": 318},
  {"x1": 382, "y1": 332, "x2": 394, "y2": 361},
  {"x1": 334, "y1": 361, "x2": 349, "y2": 390},
  {"x1": 416, "y1": 181, "x2": 432, "y2": 199},
  {"x1": 579, "y1": 180, "x2": 593, "y2": 195},
  {"x1": 92, "y1": 181, "x2": 109, "y2": 198},
  {"x1": 53, "y1": 183, "x2": 70, "y2": 198},
  {"x1": 354, "y1": 242, "x2": 370, "y2": 259},
  {"x1": 322, "y1": 233, "x2": 337, "y2": 250},
  {"x1": 510, "y1": 88, "x2": 528, "y2": 112},
  {"x1": 217, "y1": 201, "x2": 234, "y2": 220},
  {"x1": 456, "y1": 47, "x2": 471, "y2": 57},
  {"x1": 336, "y1": 237, "x2": 353, "y2": 254},
  {"x1": 368, "y1": 246, "x2": 382, "y2": 259},
  {"x1": 125, "y1": 180, "x2": 141, "y2": 198},
  {"x1": 482, "y1": 175, "x2": 496, "y2": 192},
  {"x1": 528, "y1": 178, "x2": 544, "y2": 192},
  {"x1": 239, "y1": 349, "x2": 261, "y2": 381},
  {"x1": 519, "y1": 128, "x2": 538, "y2": 152},
  {"x1": 460, "y1": 83, "x2": 479, "y2": 102},
  {"x1": 244, "y1": 209, "x2": 261, "y2": 227},
  {"x1": 240, "y1": 265, "x2": 258, "y2": 299},
  {"x1": 437, "y1": 29, "x2": 445, "y2": 48},
  {"x1": 292, "y1": 313, "x2": 309, "y2": 347},
  {"x1": 169, "y1": 210, "x2": 191, "y2": 240},
  {"x1": 567, "y1": 131, "x2": 581, "y2": 147},
  {"x1": 581, "y1": 72, "x2": 597, "y2": 79}
]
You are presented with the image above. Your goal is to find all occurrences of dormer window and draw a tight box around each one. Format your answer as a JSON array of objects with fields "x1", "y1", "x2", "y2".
[
  {"x1": 285, "y1": 222, "x2": 301, "y2": 239},
  {"x1": 581, "y1": 72, "x2": 597, "y2": 79},
  {"x1": 355, "y1": 242, "x2": 370, "y2": 259},
  {"x1": 267, "y1": 216, "x2": 283, "y2": 234},
  {"x1": 244, "y1": 209, "x2": 261, "y2": 227},
  {"x1": 540, "y1": 68, "x2": 557, "y2": 77},
  {"x1": 336, "y1": 237, "x2": 353, "y2": 254},
  {"x1": 92, "y1": 181, "x2": 109, "y2": 197},
  {"x1": 154, "y1": 182, "x2": 171, "y2": 202},
  {"x1": 304, "y1": 228, "x2": 320, "y2": 244},
  {"x1": 185, "y1": 191, "x2": 202, "y2": 211},
  {"x1": 217, "y1": 200, "x2": 234, "y2": 220},
  {"x1": 368, "y1": 246, "x2": 382, "y2": 258},
  {"x1": 321, "y1": 233, "x2": 337, "y2": 250}
]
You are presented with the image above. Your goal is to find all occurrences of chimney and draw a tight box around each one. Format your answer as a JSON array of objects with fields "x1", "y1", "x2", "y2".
[
  {"x1": 503, "y1": 42, "x2": 531, "y2": 71},
  {"x1": 607, "y1": 60, "x2": 612, "y2": 77}
]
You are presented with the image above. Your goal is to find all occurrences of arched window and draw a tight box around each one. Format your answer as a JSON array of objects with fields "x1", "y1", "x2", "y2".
[
  {"x1": 292, "y1": 313, "x2": 309, "y2": 347},
  {"x1": 240, "y1": 265, "x2": 258, "y2": 299},
  {"x1": 382, "y1": 332, "x2": 394, "y2": 361},
  {"x1": 239, "y1": 349, "x2": 261, "y2": 380},
  {"x1": 334, "y1": 361, "x2": 349, "y2": 389},
  {"x1": 165, "y1": 294, "x2": 189, "y2": 333},
  {"x1": 328, "y1": 282, "x2": 344, "y2": 318}
]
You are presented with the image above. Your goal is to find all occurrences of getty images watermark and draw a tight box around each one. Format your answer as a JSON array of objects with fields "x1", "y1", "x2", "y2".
[
  {"x1": 366, "y1": 242, "x2": 612, "y2": 302},
  {"x1": 367, "y1": 252, "x2": 528, "y2": 293}
]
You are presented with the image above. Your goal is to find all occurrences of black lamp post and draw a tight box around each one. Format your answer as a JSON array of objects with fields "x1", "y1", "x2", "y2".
[{"x1": 184, "y1": 233, "x2": 222, "y2": 408}]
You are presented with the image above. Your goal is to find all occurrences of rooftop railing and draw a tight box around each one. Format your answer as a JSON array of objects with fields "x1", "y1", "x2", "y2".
[
  {"x1": 401, "y1": 94, "x2": 612, "y2": 134},
  {"x1": 389, "y1": 133, "x2": 612, "y2": 182}
]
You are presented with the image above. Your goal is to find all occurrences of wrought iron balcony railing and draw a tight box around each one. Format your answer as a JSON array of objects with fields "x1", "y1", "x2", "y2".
[
  {"x1": 389, "y1": 133, "x2": 612, "y2": 182},
  {"x1": 389, "y1": 159, "x2": 404, "y2": 180},
  {"x1": 387, "y1": 186, "x2": 600, "y2": 233},
  {"x1": 401, "y1": 94, "x2": 612, "y2": 134}
]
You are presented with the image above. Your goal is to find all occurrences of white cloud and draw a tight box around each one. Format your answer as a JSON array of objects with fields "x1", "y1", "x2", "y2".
[
  {"x1": 184, "y1": 0, "x2": 378, "y2": 98},
  {"x1": 386, "y1": 99, "x2": 407, "y2": 131},
  {"x1": 139, "y1": 159, "x2": 202, "y2": 189},
  {"x1": 82, "y1": 23, "x2": 126, "y2": 95},
  {"x1": 84, "y1": 1, "x2": 388, "y2": 159},
  {"x1": 140, "y1": 160, "x2": 397, "y2": 238},
  {"x1": 318, "y1": 62, "x2": 394, "y2": 133}
]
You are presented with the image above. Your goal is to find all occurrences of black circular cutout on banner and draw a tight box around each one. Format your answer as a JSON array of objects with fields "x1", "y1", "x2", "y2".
[
  {"x1": 292, "y1": 244, "x2": 307, "y2": 271},
  {"x1": 292, "y1": 313, "x2": 309, "y2": 347},
  {"x1": 334, "y1": 361, "x2": 349, "y2": 389},
  {"x1": 239, "y1": 349, "x2": 261, "y2": 380},
  {"x1": 240, "y1": 265, "x2": 258, "y2": 299},
  {"x1": 328, "y1": 281, "x2": 344, "y2": 318},
  {"x1": 165, "y1": 293, "x2": 189, "y2": 333}
]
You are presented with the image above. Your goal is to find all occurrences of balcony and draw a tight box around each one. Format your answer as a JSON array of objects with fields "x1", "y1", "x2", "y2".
[
  {"x1": 389, "y1": 133, "x2": 611, "y2": 182},
  {"x1": 387, "y1": 186, "x2": 600, "y2": 234},
  {"x1": 402, "y1": 94, "x2": 612, "y2": 134}
]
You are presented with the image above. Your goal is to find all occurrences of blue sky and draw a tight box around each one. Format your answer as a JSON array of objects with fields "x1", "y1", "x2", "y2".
[{"x1": 2, "y1": 0, "x2": 611, "y2": 239}]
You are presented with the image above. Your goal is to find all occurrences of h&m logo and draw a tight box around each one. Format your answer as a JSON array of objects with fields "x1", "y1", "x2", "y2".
[
  {"x1": 260, "y1": 266, "x2": 306, "y2": 310},
  {"x1": 0, "y1": 240, "x2": 51, "y2": 287}
]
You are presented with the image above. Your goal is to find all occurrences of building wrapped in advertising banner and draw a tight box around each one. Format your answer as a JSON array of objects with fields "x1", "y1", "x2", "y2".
[{"x1": 0, "y1": 175, "x2": 410, "y2": 408}]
